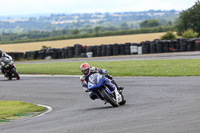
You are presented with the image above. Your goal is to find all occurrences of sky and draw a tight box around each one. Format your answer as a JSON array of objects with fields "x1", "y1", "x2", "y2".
[{"x1": 0, "y1": 0, "x2": 198, "y2": 16}]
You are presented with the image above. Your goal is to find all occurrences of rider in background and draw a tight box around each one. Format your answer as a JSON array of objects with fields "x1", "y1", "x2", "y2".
[
  {"x1": 80, "y1": 62, "x2": 124, "y2": 100},
  {"x1": 0, "y1": 49, "x2": 13, "y2": 75}
]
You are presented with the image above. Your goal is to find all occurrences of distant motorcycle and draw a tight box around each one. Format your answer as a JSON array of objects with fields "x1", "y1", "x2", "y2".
[
  {"x1": 1, "y1": 58, "x2": 20, "y2": 80},
  {"x1": 87, "y1": 73, "x2": 126, "y2": 107}
]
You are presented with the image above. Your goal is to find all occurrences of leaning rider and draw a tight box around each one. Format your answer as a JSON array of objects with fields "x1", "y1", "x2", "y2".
[
  {"x1": 80, "y1": 62, "x2": 124, "y2": 100},
  {"x1": 0, "y1": 49, "x2": 13, "y2": 75}
]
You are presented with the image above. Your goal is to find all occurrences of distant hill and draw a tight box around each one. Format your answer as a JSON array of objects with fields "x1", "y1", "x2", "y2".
[{"x1": 0, "y1": 10, "x2": 180, "y2": 34}]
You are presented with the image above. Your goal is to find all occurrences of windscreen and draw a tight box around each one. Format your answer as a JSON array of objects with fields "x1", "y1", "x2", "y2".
[{"x1": 89, "y1": 73, "x2": 99, "y2": 85}]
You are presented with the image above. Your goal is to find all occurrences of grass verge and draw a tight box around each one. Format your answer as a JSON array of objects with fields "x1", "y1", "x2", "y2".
[
  {"x1": 0, "y1": 101, "x2": 46, "y2": 121},
  {"x1": 16, "y1": 59, "x2": 200, "y2": 76}
]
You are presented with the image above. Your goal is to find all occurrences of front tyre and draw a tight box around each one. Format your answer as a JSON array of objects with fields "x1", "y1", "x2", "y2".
[
  {"x1": 101, "y1": 89, "x2": 119, "y2": 107},
  {"x1": 11, "y1": 69, "x2": 20, "y2": 80},
  {"x1": 5, "y1": 73, "x2": 12, "y2": 80},
  {"x1": 119, "y1": 94, "x2": 126, "y2": 105}
]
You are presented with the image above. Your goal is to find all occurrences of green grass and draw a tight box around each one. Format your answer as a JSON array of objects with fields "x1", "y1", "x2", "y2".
[
  {"x1": 0, "y1": 101, "x2": 46, "y2": 120},
  {"x1": 16, "y1": 59, "x2": 200, "y2": 76}
]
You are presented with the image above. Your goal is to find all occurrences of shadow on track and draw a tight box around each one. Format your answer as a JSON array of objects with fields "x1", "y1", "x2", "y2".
[{"x1": 82, "y1": 104, "x2": 128, "y2": 111}]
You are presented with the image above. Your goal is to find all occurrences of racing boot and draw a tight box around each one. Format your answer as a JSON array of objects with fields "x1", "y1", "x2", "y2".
[{"x1": 111, "y1": 80, "x2": 124, "y2": 91}]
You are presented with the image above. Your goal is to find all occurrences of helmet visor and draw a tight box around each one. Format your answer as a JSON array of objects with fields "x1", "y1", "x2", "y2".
[{"x1": 82, "y1": 69, "x2": 89, "y2": 75}]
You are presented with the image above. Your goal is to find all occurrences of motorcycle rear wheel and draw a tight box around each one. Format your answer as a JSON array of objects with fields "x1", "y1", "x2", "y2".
[
  {"x1": 101, "y1": 89, "x2": 119, "y2": 107},
  {"x1": 11, "y1": 69, "x2": 20, "y2": 80}
]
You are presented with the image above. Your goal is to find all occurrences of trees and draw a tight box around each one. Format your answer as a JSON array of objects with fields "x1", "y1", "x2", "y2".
[
  {"x1": 176, "y1": 0, "x2": 200, "y2": 36},
  {"x1": 140, "y1": 19, "x2": 161, "y2": 28},
  {"x1": 181, "y1": 29, "x2": 198, "y2": 39},
  {"x1": 160, "y1": 31, "x2": 177, "y2": 40}
]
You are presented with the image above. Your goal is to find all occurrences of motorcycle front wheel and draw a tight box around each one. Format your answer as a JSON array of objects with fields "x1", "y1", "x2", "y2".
[
  {"x1": 119, "y1": 94, "x2": 126, "y2": 105},
  {"x1": 101, "y1": 89, "x2": 119, "y2": 107},
  {"x1": 6, "y1": 73, "x2": 12, "y2": 80}
]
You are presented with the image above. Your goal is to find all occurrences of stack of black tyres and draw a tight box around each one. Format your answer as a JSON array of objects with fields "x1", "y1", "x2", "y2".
[
  {"x1": 113, "y1": 43, "x2": 119, "y2": 56},
  {"x1": 65, "y1": 47, "x2": 69, "y2": 58},
  {"x1": 101, "y1": 44, "x2": 107, "y2": 56},
  {"x1": 92, "y1": 46, "x2": 98, "y2": 57},
  {"x1": 186, "y1": 40, "x2": 194, "y2": 51},
  {"x1": 97, "y1": 46, "x2": 102, "y2": 57},
  {"x1": 74, "y1": 44, "x2": 82, "y2": 57},
  {"x1": 180, "y1": 38, "x2": 187, "y2": 52},
  {"x1": 163, "y1": 40, "x2": 169, "y2": 53},
  {"x1": 81, "y1": 46, "x2": 87, "y2": 57},
  {"x1": 57, "y1": 49, "x2": 62, "y2": 59},
  {"x1": 107, "y1": 45, "x2": 113, "y2": 56},
  {"x1": 86, "y1": 46, "x2": 93, "y2": 53},
  {"x1": 150, "y1": 41, "x2": 156, "y2": 53},
  {"x1": 50, "y1": 48, "x2": 59, "y2": 59},
  {"x1": 119, "y1": 44, "x2": 125, "y2": 55},
  {"x1": 68, "y1": 47, "x2": 74, "y2": 58},
  {"x1": 156, "y1": 41, "x2": 163, "y2": 53},
  {"x1": 125, "y1": 43, "x2": 131, "y2": 55},
  {"x1": 25, "y1": 51, "x2": 35, "y2": 59},
  {"x1": 61, "y1": 48, "x2": 66, "y2": 58},
  {"x1": 142, "y1": 41, "x2": 150, "y2": 54},
  {"x1": 176, "y1": 38, "x2": 181, "y2": 52},
  {"x1": 34, "y1": 51, "x2": 39, "y2": 59},
  {"x1": 38, "y1": 49, "x2": 47, "y2": 59},
  {"x1": 169, "y1": 41, "x2": 176, "y2": 52}
]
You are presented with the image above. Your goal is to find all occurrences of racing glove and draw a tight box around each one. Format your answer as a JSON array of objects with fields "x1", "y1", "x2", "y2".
[{"x1": 105, "y1": 74, "x2": 113, "y2": 80}]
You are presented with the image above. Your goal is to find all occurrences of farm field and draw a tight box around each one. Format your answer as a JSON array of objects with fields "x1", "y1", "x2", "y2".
[{"x1": 0, "y1": 32, "x2": 166, "y2": 52}]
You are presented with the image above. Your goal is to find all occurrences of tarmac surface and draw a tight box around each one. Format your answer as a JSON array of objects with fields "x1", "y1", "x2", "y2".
[{"x1": 0, "y1": 75, "x2": 200, "y2": 133}]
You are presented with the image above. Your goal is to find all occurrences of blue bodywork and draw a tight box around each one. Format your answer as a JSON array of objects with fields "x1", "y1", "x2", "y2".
[{"x1": 88, "y1": 73, "x2": 113, "y2": 99}]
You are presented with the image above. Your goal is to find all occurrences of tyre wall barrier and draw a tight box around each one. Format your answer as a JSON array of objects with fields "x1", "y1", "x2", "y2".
[
  {"x1": 195, "y1": 39, "x2": 200, "y2": 51},
  {"x1": 96, "y1": 46, "x2": 102, "y2": 57},
  {"x1": 156, "y1": 41, "x2": 163, "y2": 53},
  {"x1": 163, "y1": 40, "x2": 169, "y2": 53},
  {"x1": 24, "y1": 51, "x2": 35, "y2": 59},
  {"x1": 113, "y1": 43, "x2": 120, "y2": 56},
  {"x1": 101, "y1": 44, "x2": 107, "y2": 56},
  {"x1": 125, "y1": 43, "x2": 131, "y2": 55},
  {"x1": 169, "y1": 41, "x2": 176, "y2": 52},
  {"x1": 7, "y1": 52, "x2": 24, "y2": 60},
  {"x1": 180, "y1": 38, "x2": 187, "y2": 52},
  {"x1": 150, "y1": 41, "x2": 156, "y2": 53},
  {"x1": 93, "y1": 46, "x2": 98, "y2": 57},
  {"x1": 142, "y1": 41, "x2": 150, "y2": 54},
  {"x1": 130, "y1": 43, "x2": 138, "y2": 54},
  {"x1": 119, "y1": 44, "x2": 125, "y2": 55},
  {"x1": 107, "y1": 45, "x2": 113, "y2": 56},
  {"x1": 74, "y1": 44, "x2": 82, "y2": 57},
  {"x1": 20, "y1": 38, "x2": 200, "y2": 60}
]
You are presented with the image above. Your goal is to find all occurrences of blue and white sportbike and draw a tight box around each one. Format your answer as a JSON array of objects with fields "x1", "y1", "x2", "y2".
[{"x1": 88, "y1": 73, "x2": 126, "y2": 107}]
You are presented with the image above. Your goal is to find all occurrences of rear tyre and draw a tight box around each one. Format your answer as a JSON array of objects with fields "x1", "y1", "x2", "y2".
[
  {"x1": 11, "y1": 69, "x2": 20, "y2": 80},
  {"x1": 101, "y1": 89, "x2": 119, "y2": 107}
]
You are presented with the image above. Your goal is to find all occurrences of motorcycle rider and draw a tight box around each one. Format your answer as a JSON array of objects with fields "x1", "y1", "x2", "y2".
[
  {"x1": 0, "y1": 49, "x2": 13, "y2": 75},
  {"x1": 80, "y1": 62, "x2": 124, "y2": 100}
]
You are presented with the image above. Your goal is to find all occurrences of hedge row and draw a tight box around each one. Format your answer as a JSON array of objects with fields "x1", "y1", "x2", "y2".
[{"x1": 8, "y1": 38, "x2": 200, "y2": 60}]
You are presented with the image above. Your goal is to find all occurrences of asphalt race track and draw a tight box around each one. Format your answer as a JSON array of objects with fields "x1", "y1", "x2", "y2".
[{"x1": 0, "y1": 75, "x2": 200, "y2": 133}]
